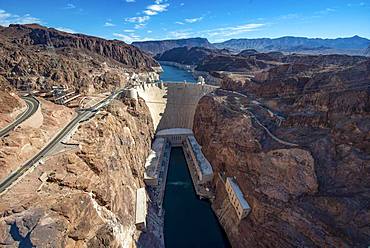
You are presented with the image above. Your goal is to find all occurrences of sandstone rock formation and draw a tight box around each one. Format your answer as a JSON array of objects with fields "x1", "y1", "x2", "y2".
[{"x1": 193, "y1": 54, "x2": 370, "y2": 247}]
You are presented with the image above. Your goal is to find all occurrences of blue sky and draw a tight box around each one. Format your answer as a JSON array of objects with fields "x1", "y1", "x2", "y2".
[{"x1": 0, "y1": 0, "x2": 369, "y2": 43}]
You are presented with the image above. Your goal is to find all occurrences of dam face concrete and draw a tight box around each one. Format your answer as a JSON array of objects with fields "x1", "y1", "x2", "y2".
[{"x1": 135, "y1": 82, "x2": 217, "y2": 131}]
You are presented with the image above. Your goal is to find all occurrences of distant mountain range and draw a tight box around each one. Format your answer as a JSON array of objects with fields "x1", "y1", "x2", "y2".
[
  {"x1": 132, "y1": 38, "x2": 214, "y2": 56},
  {"x1": 132, "y1": 36, "x2": 370, "y2": 56}
]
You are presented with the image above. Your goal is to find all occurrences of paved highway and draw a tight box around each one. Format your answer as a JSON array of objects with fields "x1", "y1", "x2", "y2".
[
  {"x1": 0, "y1": 96, "x2": 40, "y2": 138},
  {"x1": 0, "y1": 90, "x2": 123, "y2": 194}
]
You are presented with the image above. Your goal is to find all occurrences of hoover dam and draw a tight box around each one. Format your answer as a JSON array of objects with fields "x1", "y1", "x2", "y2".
[{"x1": 132, "y1": 66, "x2": 231, "y2": 247}]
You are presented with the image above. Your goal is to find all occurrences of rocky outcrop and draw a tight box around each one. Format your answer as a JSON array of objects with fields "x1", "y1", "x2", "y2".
[
  {"x1": 0, "y1": 24, "x2": 159, "y2": 93},
  {"x1": 0, "y1": 98, "x2": 158, "y2": 247},
  {"x1": 193, "y1": 54, "x2": 370, "y2": 247}
]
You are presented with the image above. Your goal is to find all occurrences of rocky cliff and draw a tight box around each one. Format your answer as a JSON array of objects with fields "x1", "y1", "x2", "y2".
[
  {"x1": 0, "y1": 98, "x2": 159, "y2": 247},
  {"x1": 193, "y1": 55, "x2": 370, "y2": 247},
  {"x1": 0, "y1": 24, "x2": 159, "y2": 93}
]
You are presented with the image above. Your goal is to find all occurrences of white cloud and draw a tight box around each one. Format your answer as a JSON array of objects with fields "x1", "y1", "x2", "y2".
[
  {"x1": 167, "y1": 29, "x2": 192, "y2": 39},
  {"x1": 125, "y1": 16, "x2": 150, "y2": 23},
  {"x1": 185, "y1": 17, "x2": 203, "y2": 23},
  {"x1": 113, "y1": 32, "x2": 152, "y2": 43},
  {"x1": 124, "y1": 29, "x2": 135, "y2": 33},
  {"x1": 64, "y1": 3, "x2": 76, "y2": 9},
  {"x1": 202, "y1": 23, "x2": 265, "y2": 37},
  {"x1": 0, "y1": 9, "x2": 41, "y2": 26},
  {"x1": 175, "y1": 21, "x2": 184, "y2": 25},
  {"x1": 126, "y1": 0, "x2": 136, "y2": 2},
  {"x1": 164, "y1": 23, "x2": 265, "y2": 41},
  {"x1": 55, "y1": 27, "x2": 76, "y2": 33},
  {"x1": 104, "y1": 22, "x2": 115, "y2": 27},
  {"x1": 134, "y1": 23, "x2": 146, "y2": 29},
  {"x1": 314, "y1": 8, "x2": 336, "y2": 15},
  {"x1": 347, "y1": 2, "x2": 366, "y2": 7},
  {"x1": 278, "y1": 13, "x2": 300, "y2": 20},
  {"x1": 147, "y1": 4, "x2": 169, "y2": 13},
  {"x1": 143, "y1": 10, "x2": 158, "y2": 16},
  {"x1": 124, "y1": 1, "x2": 169, "y2": 31}
]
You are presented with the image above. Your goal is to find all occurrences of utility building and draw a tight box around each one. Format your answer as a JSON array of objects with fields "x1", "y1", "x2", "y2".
[
  {"x1": 135, "y1": 187, "x2": 148, "y2": 231},
  {"x1": 226, "y1": 177, "x2": 251, "y2": 220},
  {"x1": 186, "y1": 136, "x2": 213, "y2": 184},
  {"x1": 144, "y1": 137, "x2": 166, "y2": 186}
]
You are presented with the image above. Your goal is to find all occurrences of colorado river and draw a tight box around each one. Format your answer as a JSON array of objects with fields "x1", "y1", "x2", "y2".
[
  {"x1": 159, "y1": 64, "x2": 196, "y2": 83},
  {"x1": 163, "y1": 148, "x2": 230, "y2": 248}
]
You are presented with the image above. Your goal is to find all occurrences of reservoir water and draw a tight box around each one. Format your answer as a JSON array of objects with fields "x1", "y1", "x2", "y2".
[
  {"x1": 159, "y1": 64, "x2": 196, "y2": 83},
  {"x1": 163, "y1": 148, "x2": 230, "y2": 248}
]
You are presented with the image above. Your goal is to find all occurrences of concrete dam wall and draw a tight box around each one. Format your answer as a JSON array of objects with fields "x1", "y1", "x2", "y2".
[{"x1": 135, "y1": 82, "x2": 217, "y2": 131}]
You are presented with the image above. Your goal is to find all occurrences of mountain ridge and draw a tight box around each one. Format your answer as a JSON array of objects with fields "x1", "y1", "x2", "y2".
[{"x1": 133, "y1": 35, "x2": 370, "y2": 56}]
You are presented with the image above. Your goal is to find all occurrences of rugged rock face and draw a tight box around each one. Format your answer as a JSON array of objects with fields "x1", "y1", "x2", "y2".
[
  {"x1": 132, "y1": 37, "x2": 215, "y2": 56},
  {"x1": 0, "y1": 24, "x2": 159, "y2": 93},
  {"x1": 193, "y1": 55, "x2": 370, "y2": 247},
  {"x1": 0, "y1": 98, "x2": 157, "y2": 247}
]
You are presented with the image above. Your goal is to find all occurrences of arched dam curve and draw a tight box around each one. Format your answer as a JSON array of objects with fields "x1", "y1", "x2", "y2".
[{"x1": 135, "y1": 82, "x2": 217, "y2": 131}]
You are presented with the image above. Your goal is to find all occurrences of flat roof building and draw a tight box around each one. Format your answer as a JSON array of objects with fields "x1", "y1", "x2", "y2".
[
  {"x1": 225, "y1": 177, "x2": 251, "y2": 220},
  {"x1": 185, "y1": 136, "x2": 213, "y2": 184},
  {"x1": 144, "y1": 137, "x2": 166, "y2": 186},
  {"x1": 135, "y1": 187, "x2": 148, "y2": 231}
]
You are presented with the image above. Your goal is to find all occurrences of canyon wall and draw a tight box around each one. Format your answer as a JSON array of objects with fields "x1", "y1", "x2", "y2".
[
  {"x1": 193, "y1": 58, "x2": 370, "y2": 247},
  {"x1": 0, "y1": 98, "x2": 160, "y2": 247}
]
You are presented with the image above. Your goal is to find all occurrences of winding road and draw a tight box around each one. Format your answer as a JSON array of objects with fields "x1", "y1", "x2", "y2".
[
  {"x1": 218, "y1": 88, "x2": 299, "y2": 147},
  {"x1": 0, "y1": 90, "x2": 123, "y2": 194},
  {"x1": 0, "y1": 96, "x2": 40, "y2": 138}
]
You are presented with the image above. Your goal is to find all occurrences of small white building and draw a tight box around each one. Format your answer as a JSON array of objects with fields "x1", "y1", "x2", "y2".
[
  {"x1": 225, "y1": 177, "x2": 251, "y2": 220},
  {"x1": 144, "y1": 137, "x2": 166, "y2": 186},
  {"x1": 135, "y1": 187, "x2": 148, "y2": 231},
  {"x1": 186, "y1": 136, "x2": 213, "y2": 184}
]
